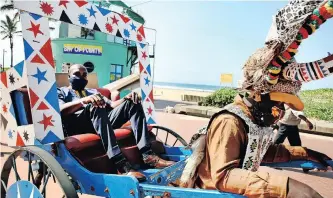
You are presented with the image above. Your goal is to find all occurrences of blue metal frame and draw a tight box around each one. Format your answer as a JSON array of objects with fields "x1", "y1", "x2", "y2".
[{"x1": 18, "y1": 142, "x2": 333, "y2": 198}]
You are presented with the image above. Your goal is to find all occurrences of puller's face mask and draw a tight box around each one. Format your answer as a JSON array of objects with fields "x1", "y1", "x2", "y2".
[{"x1": 245, "y1": 93, "x2": 285, "y2": 127}]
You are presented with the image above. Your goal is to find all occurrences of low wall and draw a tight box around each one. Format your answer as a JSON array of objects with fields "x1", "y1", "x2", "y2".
[{"x1": 174, "y1": 104, "x2": 333, "y2": 137}]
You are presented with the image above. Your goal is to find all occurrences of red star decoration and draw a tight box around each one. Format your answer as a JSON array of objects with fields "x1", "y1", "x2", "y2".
[
  {"x1": 142, "y1": 51, "x2": 148, "y2": 60},
  {"x1": 40, "y1": 2, "x2": 54, "y2": 16},
  {"x1": 137, "y1": 34, "x2": 142, "y2": 42},
  {"x1": 2, "y1": 104, "x2": 7, "y2": 113},
  {"x1": 147, "y1": 106, "x2": 153, "y2": 115},
  {"x1": 105, "y1": 23, "x2": 113, "y2": 33},
  {"x1": 111, "y1": 15, "x2": 119, "y2": 25},
  {"x1": 59, "y1": 0, "x2": 69, "y2": 8},
  {"x1": 38, "y1": 114, "x2": 54, "y2": 131},
  {"x1": 26, "y1": 21, "x2": 44, "y2": 38}
]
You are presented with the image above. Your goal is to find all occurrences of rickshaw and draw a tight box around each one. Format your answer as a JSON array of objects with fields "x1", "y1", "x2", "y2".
[{"x1": 0, "y1": 1, "x2": 332, "y2": 197}]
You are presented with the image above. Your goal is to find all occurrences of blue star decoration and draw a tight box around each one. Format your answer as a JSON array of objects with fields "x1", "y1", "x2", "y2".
[
  {"x1": 87, "y1": 6, "x2": 96, "y2": 18},
  {"x1": 123, "y1": 29, "x2": 130, "y2": 38},
  {"x1": 130, "y1": 22, "x2": 136, "y2": 31},
  {"x1": 32, "y1": 67, "x2": 48, "y2": 84},
  {"x1": 78, "y1": 14, "x2": 88, "y2": 25},
  {"x1": 8, "y1": 130, "x2": 13, "y2": 139},
  {"x1": 144, "y1": 76, "x2": 150, "y2": 86}
]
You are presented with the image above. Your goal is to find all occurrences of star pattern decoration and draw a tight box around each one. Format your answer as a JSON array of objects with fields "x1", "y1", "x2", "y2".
[
  {"x1": 142, "y1": 51, "x2": 148, "y2": 60},
  {"x1": 87, "y1": 6, "x2": 97, "y2": 18},
  {"x1": 26, "y1": 21, "x2": 44, "y2": 38},
  {"x1": 137, "y1": 34, "x2": 142, "y2": 42},
  {"x1": 38, "y1": 114, "x2": 54, "y2": 131},
  {"x1": 32, "y1": 67, "x2": 48, "y2": 84},
  {"x1": 2, "y1": 104, "x2": 8, "y2": 113},
  {"x1": 9, "y1": 73, "x2": 15, "y2": 85},
  {"x1": 8, "y1": 130, "x2": 13, "y2": 139},
  {"x1": 147, "y1": 106, "x2": 153, "y2": 115},
  {"x1": 78, "y1": 14, "x2": 88, "y2": 25},
  {"x1": 105, "y1": 23, "x2": 113, "y2": 33},
  {"x1": 111, "y1": 15, "x2": 119, "y2": 25},
  {"x1": 40, "y1": 2, "x2": 54, "y2": 16},
  {"x1": 130, "y1": 22, "x2": 137, "y2": 31},
  {"x1": 23, "y1": 130, "x2": 29, "y2": 141},
  {"x1": 123, "y1": 29, "x2": 130, "y2": 38},
  {"x1": 59, "y1": 0, "x2": 69, "y2": 8},
  {"x1": 144, "y1": 77, "x2": 150, "y2": 86}
]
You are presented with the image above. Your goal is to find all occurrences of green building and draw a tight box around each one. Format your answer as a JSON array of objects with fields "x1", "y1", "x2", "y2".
[{"x1": 51, "y1": 1, "x2": 144, "y2": 87}]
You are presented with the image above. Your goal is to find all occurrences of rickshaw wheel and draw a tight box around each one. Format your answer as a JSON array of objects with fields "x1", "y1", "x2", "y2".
[
  {"x1": 1, "y1": 146, "x2": 78, "y2": 198},
  {"x1": 150, "y1": 125, "x2": 188, "y2": 147}
]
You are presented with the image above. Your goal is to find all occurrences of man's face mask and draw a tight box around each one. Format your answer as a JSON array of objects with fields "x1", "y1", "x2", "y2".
[{"x1": 69, "y1": 71, "x2": 88, "y2": 90}]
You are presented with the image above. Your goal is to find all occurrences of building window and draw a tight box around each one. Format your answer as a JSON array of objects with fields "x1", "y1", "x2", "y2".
[
  {"x1": 83, "y1": 62, "x2": 95, "y2": 73},
  {"x1": 123, "y1": 39, "x2": 131, "y2": 46},
  {"x1": 110, "y1": 64, "x2": 123, "y2": 82},
  {"x1": 81, "y1": 27, "x2": 95, "y2": 39}
]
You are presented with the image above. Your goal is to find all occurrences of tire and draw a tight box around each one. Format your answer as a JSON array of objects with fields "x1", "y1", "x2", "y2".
[{"x1": 1, "y1": 146, "x2": 78, "y2": 198}]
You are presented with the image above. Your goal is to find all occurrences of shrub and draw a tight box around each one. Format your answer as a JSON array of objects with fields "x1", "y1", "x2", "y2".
[
  {"x1": 199, "y1": 88, "x2": 237, "y2": 107},
  {"x1": 200, "y1": 88, "x2": 333, "y2": 121}
]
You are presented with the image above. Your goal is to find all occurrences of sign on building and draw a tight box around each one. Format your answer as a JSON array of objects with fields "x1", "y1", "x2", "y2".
[{"x1": 63, "y1": 44, "x2": 102, "y2": 56}]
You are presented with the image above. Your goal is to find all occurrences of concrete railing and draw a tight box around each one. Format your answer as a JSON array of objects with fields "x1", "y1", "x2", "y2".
[
  {"x1": 174, "y1": 104, "x2": 333, "y2": 137},
  {"x1": 181, "y1": 95, "x2": 206, "y2": 103}
]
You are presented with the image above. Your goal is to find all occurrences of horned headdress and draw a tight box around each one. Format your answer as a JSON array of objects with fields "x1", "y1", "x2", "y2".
[{"x1": 241, "y1": 0, "x2": 333, "y2": 110}]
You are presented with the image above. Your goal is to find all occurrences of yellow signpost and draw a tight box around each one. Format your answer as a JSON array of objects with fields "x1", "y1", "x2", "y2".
[{"x1": 220, "y1": 74, "x2": 233, "y2": 83}]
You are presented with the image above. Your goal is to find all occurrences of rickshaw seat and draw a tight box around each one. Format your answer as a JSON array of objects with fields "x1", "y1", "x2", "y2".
[{"x1": 64, "y1": 132, "x2": 143, "y2": 173}]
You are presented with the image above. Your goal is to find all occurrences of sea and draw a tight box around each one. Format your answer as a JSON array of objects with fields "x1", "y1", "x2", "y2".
[{"x1": 153, "y1": 82, "x2": 233, "y2": 92}]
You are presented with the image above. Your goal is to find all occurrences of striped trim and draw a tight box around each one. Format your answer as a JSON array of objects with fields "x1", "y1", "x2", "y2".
[
  {"x1": 299, "y1": 27, "x2": 309, "y2": 39},
  {"x1": 303, "y1": 24, "x2": 313, "y2": 35},
  {"x1": 314, "y1": 61, "x2": 324, "y2": 78},
  {"x1": 305, "y1": 63, "x2": 315, "y2": 80},
  {"x1": 287, "y1": 48, "x2": 298, "y2": 54},
  {"x1": 308, "y1": 24, "x2": 317, "y2": 33},
  {"x1": 298, "y1": 69, "x2": 306, "y2": 82},
  {"x1": 309, "y1": 62, "x2": 319, "y2": 79}
]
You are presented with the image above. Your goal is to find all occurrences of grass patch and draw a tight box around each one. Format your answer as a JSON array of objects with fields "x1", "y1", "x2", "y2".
[
  {"x1": 300, "y1": 89, "x2": 333, "y2": 121},
  {"x1": 199, "y1": 88, "x2": 333, "y2": 121}
]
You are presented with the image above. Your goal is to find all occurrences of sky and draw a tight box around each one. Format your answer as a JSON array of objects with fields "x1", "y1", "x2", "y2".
[{"x1": 1, "y1": 0, "x2": 332, "y2": 90}]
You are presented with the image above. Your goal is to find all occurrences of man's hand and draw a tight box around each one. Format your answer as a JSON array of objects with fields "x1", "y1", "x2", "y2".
[
  {"x1": 124, "y1": 92, "x2": 141, "y2": 104},
  {"x1": 81, "y1": 93, "x2": 106, "y2": 108},
  {"x1": 306, "y1": 120, "x2": 314, "y2": 130},
  {"x1": 306, "y1": 148, "x2": 332, "y2": 171}
]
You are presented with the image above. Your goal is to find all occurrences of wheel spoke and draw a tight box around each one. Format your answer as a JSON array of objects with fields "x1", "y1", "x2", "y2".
[
  {"x1": 165, "y1": 132, "x2": 169, "y2": 145},
  {"x1": 172, "y1": 139, "x2": 178, "y2": 147},
  {"x1": 28, "y1": 152, "x2": 36, "y2": 184},
  {"x1": 152, "y1": 126, "x2": 188, "y2": 146},
  {"x1": 43, "y1": 162, "x2": 46, "y2": 184},
  {"x1": 11, "y1": 156, "x2": 21, "y2": 181},
  {"x1": 41, "y1": 169, "x2": 51, "y2": 197},
  {"x1": 155, "y1": 128, "x2": 159, "y2": 137}
]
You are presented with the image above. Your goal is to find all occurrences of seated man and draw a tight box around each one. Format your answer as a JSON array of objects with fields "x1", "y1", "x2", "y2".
[{"x1": 57, "y1": 64, "x2": 174, "y2": 181}]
